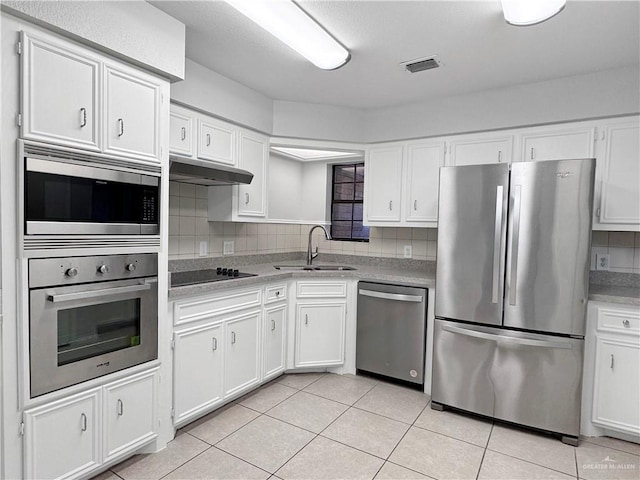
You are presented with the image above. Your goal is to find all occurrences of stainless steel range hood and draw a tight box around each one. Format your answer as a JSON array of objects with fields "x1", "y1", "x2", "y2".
[{"x1": 169, "y1": 155, "x2": 253, "y2": 186}]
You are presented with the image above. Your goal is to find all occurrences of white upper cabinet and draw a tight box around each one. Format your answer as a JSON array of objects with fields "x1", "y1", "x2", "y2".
[
  {"x1": 169, "y1": 109, "x2": 194, "y2": 156},
  {"x1": 198, "y1": 118, "x2": 236, "y2": 165},
  {"x1": 595, "y1": 118, "x2": 640, "y2": 227},
  {"x1": 21, "y1": 31, "x2": 100, "y2": 151},
  {"x1": 104, "y1": 65, "x2": 161, "y2": 161},
  {"x1": 521, "y1": 126, "x2": 594, "y2": 161},
  {"x1": 236, "y1": 130, "x2": 268, "y2": 217},
  {"x1": 405, "y1": 141, "x2": 445, "y2": 223},
  {"x1": 447, "y1": 135, "x2": 512, "y2": 166},
  {"x1": 365, "y1": 145, "x2": 403, "y2": 222}
]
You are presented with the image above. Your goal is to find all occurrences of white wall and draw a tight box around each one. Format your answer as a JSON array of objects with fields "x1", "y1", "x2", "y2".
[
  {"x1": 171, "y1": 59, "x2": 274, "y2": 134},
  {"x1": 268, "y1": 154, "x2": 304, "y2": 222},
  {"x1": 364, "y1": 65, "x2": 640, "y2": 142},
  {"x1": 1, "y1": 0, "x2": 185, "y2": 80},
  {"x1": 272, "y1": 100, "x2": 365, "y2": 142}
]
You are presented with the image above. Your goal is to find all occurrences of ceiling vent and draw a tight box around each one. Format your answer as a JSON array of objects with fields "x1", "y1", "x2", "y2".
[{"x1": 400, "y1": 55, "x2": 442, "y2": 74}]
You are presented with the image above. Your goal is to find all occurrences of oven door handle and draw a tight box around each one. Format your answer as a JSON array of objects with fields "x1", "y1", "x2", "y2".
[{"x1": 47, "y1": 283, "x2": 151, "y2": 303}]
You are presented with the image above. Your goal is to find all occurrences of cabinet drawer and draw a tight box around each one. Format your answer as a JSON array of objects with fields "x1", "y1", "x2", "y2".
[
  {"x1": 297, "y1": 281, "x2": 347, "y2": 298},
  {"x1": 265, "y1": 284, "x2": 287, "y2": 304},
  {"x1": 174, "y1": 288, "x2": 262, "y2": 326},
  {"x1": 597, "y1": 307, "x2": 640, "y2": 336}
]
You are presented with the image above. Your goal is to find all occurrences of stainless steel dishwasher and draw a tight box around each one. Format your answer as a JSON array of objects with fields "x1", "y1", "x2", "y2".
[{"x1": 356, "y1": 282, "x2": 428, "y2": 386}]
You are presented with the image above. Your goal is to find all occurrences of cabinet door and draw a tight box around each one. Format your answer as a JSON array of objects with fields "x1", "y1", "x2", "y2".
[
  {"x1": 597, "y1": 120, "x2": 640, "y2": 225},
  {"x1": 295, "y1": 303, "x2": 346, "y2": 367},
  {"x1": 24, "y1": 389, "x2": 101, "y2": 480},
  {"x1": 103, "y1": 370, "x2": 157, "y2": 463},
  {"x1": 592, "y1": 337, "x2": 640, "y2": 435},
  {"x1": 22, "y1": 32, "x2": 100, "y2": 151},
  {"x1": 522, "y1": 128, "x2": 594, "y2": 162},
  {"x1": 198, "y1": 119, "x2": 236, "y2": 165},
  {"x1": 365, "y1": 146, "x2": 403, "y2": 222},
  {"x1": 225, "y1": 311, "x2": 260, "y2": 396},
  {"x1": 169, "y1": 110, "x2": 193, "y2": 156},
  {"x1": 237, "y1": 131, "x2": 268, "y2": 217},
  {"x1": 173, "y1": 322, "x2": 224, "y2": 425},
  {"x1": 448, "y1": 136, "x2": 512, "y2": 166},
  {"x1": 104, "y1": 65, "x2": 160, "y2": 161},
  {"x1": 405, "y1": 142, "x2": 445, "y2": 223},
  {"x1": 263, "y1": 304, "x2": 286, "y2": 381}
]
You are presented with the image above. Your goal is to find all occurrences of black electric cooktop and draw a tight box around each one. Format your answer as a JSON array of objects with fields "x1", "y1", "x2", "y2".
[{"x1": 170, "y1": 268, "x2": 257, "y2": 287}]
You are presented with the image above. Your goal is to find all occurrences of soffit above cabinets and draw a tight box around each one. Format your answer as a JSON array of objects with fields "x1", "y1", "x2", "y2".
[
  {"x1": 150, "y1": 1, "x2": 639, "y2": 109},
  {"x1": 271, "y1": 146, "x2": 363, "y2": 162}
]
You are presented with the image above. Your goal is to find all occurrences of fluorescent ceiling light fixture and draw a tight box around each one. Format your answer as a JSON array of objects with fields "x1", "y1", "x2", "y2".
[
  {"x1": 225, "y1": 0, "x2": 350, "y2": 70},
  {"x1": 501, "y1": 0, "x2": 566, "y2": 26},
  {"x1": 271, "y1": 147, "x2": 361, "y2": 161}
]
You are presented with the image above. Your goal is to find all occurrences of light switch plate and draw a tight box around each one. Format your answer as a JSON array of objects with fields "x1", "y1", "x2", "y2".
[
  {"x1": 199, "y1": 241, "x2": 208, "y2": 257},
  {"x1": 596, "y1": 253, "x2": 610, "y2": 271},
  {"x1": 403, "y1": 245, "x2": 412, "y2": 258},
  {"x1": 223, "y1": 240, "x2": 234, "y2": 255}
]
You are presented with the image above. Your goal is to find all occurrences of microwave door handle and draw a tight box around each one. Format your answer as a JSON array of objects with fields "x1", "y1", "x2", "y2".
[{"x1": 48, "y1": 283, "x2": 151, "y2": 303}]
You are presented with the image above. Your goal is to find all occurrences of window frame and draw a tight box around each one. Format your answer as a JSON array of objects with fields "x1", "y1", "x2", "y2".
[{"x1": 329, "y1": 162, "x2": 369, "y2": 242}]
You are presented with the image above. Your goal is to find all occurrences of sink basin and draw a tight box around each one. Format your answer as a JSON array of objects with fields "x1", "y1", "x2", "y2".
[{"x1": 273, "y1": 265, "x2": 356, "y2": 271}]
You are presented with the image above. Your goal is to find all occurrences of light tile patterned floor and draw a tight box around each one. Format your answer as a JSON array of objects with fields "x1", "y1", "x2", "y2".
[{"x1": 96, "y1": 373, "x2": 640, "y2": 480}]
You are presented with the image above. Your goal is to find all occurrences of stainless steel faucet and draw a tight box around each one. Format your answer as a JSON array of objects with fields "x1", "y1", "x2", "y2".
[{"x1": 307, "y1": 225, "x2": 332, "y2": 265}]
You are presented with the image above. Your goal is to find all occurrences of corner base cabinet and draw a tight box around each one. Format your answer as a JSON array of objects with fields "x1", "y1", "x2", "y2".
[{"x1": 23, "y1": 368, "x2": 157, "y2": 480}]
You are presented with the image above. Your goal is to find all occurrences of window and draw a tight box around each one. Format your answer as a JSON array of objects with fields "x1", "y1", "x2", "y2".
[{"x1": 331, "y1": 163, "x2": 369, "y2": 241}]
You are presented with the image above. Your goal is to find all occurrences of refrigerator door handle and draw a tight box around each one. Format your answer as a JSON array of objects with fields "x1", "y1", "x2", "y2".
[
  {"x1": 509, "y1": 185, "x2": 522, "y2": 306},
  {"x1": 492, "y1": 185, "x2": 505, "y2": 303},
  {"x1": 441, "y1": 324, "x2": 574, "y2": 350}
]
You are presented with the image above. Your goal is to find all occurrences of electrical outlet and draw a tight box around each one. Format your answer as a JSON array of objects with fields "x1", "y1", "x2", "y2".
[
  {"x1": 403, "y1": 245, "x2": 412, "y2": 258},
  {"x1": 223, "y1": 240, "x2": 234, "y2": 255},
  {"x1": 596, "y1": 253, "x2": 610, "y2": 271},
  {"x1": 199, "y1": 241, "x2": 208, "y2": 257}
]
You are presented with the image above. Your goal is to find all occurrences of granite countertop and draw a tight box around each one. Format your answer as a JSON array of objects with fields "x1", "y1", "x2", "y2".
[
  {"x1": 588, "y1": 284, "x2": 640, "y2": 306},
  {"x1": 168, "y1": 255, "x2": 435, "y2": 299}
]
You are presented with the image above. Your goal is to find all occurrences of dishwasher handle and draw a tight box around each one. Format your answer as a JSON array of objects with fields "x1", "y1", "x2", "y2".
[{"x1": 359, "y1": 289, "x2": 423, "y2": 303}]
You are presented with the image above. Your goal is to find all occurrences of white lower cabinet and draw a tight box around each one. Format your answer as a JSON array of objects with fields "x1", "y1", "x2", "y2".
[
  {"x1": 295, "y1": 303, "x2": 346, "y2": 367},
  {"x1": 591, "y1": 304, "x2": 640, "y2": 436},
  {"x1": 263, "y1": 303, "x2": 287, "y2": 381},
  {"x1": 224, "y1": 311, "x2": 261, "y2": 397},
  {"x1": 23, "y1": 368, "x2": 157, "y2": 480},
  {"x1": 173, "y1": 321, "x2": 224, "y2": 425}
]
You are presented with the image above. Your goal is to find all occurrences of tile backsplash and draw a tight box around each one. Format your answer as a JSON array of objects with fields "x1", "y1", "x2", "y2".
[
  {"x1": 169, "y1": 182, "x2": 639, "y2": 273},
  {"x1": 168, "y1": 182, "x2": 437, "y2": 261}
]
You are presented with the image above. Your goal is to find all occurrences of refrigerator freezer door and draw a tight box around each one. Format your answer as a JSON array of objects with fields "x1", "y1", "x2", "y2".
[
  {"x1": 504, "y1": 159, "x2": 595, "y2": 336},
  {"x1": 435, "y1": 163, "x2": 509, "y2": 325},
  {"x1": 432, "y1": 319, "x2": 584, "y2": 437}
]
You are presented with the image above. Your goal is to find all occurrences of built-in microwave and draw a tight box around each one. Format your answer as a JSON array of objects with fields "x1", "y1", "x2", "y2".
[
  {"x1": 24, "y1": 154, "x2": 159, "y2": 236},
  {"x1": 28, "y1": 253, "x2": 158, "y2": 397}
]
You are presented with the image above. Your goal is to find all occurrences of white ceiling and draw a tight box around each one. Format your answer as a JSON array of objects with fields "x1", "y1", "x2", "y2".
[{"x1": 150, "y1": 0, "x2": 640, "y2": 109}]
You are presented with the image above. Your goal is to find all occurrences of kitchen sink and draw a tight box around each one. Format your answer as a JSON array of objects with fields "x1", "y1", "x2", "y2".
[{"x1": 273, "y1": 265, "x2": 356, "y2": 271}]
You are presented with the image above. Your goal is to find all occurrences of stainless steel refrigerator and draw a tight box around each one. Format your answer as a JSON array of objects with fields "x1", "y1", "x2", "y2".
[{"x1": 432, "y1": 158, "x2": 595, "y2": 445}]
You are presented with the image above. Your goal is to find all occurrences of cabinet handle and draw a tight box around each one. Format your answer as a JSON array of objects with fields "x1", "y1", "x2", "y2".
[
  {"x1": 117, "y1": 399, "x2": 124, "y2": 416},
  {"x1": 212, "y1": 337, "x2": 218, "y2": 351},
  {"x1": 610, "y1": 353, "x2": 615, "y2": 369},
  {"x1": 275, "y1": 290, "x2": 280, "y2": 297},
  {"x1": 389, "y1": 200, "x2": 393, "y2": 211},
  {"x1": 245, "y1": 193, "x2": 250, "y2": 205},
  {"x1": 80, "y1": 107, "x2": 87, "y2": 128},
  {"x1": 413, "y1": 200, "x2": 417, "y2": 211},
  {"x1": 271, "y1": 319, "x2": 276, "y2": 331},
  {"x1": 181, "y1": 126, "x2": 186, "y2": 141},
  {"x1": 623, "y1": 319, "x2": 630, "y2": 327},
  {"x1": 530, "y1": 147, "x2": 534, "y2": 160},
  {"x1": 206, "y1": 133, "x2": 211, "y2": 146},
  {"x1": 80, "y1": 413, "x2": 87, "y2": 432},
  {"x1": 231, "y1": 331, "x2": 236, "y2": 344},
  {"x1": 118, "y1": 118, "x2": 124, "y2": 137},
  {"x1": 305, "y1": 314, "x2": 309, "y2": 325},
  {"x1": 498, "y1": 150, "x2": 502, "y2": 163}
]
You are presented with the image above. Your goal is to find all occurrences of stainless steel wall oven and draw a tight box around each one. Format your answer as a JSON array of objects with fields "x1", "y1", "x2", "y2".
[{"x1": 28, "y1": 253, "x2": 158, "y2": 397}]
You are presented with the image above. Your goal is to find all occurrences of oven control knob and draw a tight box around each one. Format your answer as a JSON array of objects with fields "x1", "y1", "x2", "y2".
[
  {"x1": 65, "y1": 267, "x2": 78, "y2": 278},
  {"x1": 126, "y1": 263, "x2": 136, "y2": 272},
  {"x1": 98, "y1": 265, "x2": 109, "y2": 274}
]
